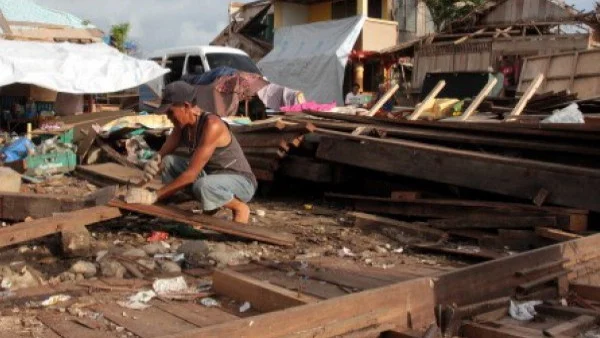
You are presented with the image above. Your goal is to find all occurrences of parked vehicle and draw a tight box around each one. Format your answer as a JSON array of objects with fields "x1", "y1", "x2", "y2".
[{"x1": 140, "y1": 46, "x2": 261, "y2": 109}]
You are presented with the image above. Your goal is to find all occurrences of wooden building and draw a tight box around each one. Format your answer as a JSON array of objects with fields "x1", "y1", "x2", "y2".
[{"x1": 409, "y1": 0, "x2": 597, "y2": 92}]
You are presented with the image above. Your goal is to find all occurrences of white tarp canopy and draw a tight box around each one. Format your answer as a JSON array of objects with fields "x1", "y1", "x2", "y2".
[
  {"x1": 258, "y1": 16, "x2": 366, "y2": 105},
  {"x1": 0, "y1": 40, "x2": 169, "y2": 94}
]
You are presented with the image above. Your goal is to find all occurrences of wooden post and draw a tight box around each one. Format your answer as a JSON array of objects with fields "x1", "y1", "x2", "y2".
[
  {"x1": 408, "y1": 80, "x2": 446, "y2": 121},
  {"x1": 460, "y1": 77, "x2": 498, "y2": 121},
  {"x1": 509, "y1": 74, "x2": 544, "y2": 117}
]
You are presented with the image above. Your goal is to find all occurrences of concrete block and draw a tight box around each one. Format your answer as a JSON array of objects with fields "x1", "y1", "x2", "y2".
[{"x1": 0, "y1": 167, "x2": 21, "y2": 193}]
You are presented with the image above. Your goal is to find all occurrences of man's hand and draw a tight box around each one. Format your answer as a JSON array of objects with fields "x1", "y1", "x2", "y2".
[
  {"x1": 143, "y1": 154, "x2": 162, "y2": 181},
  {"x1": 125, "y1": 188, "x2": 157, "y2": 205}
]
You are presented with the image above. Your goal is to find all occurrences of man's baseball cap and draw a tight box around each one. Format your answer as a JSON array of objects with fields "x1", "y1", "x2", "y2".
[{"x1": 156, "y1": 81, "x2": 196, "y2": 114}]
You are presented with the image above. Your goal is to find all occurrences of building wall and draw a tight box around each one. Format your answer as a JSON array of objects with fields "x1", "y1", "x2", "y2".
[
  {"x1": 274, "y1": 2, "x2": 309, "y2": 28},
  {"x1": 411, "y1": 34, "x2": 591, "y2": 90},
  {"x1": 309, "y1": 2, "x2": 332, "y2": 23}
]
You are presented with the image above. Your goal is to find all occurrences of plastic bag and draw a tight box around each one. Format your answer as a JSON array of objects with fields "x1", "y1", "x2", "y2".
[{"x1": 542, "y1": 103, "x2": 585, "y2": 124}]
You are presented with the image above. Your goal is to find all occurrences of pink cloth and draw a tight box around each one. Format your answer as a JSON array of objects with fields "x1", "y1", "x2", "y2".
[{"x1": 281, "y1": 101, "x2": 337, "y2": 114}]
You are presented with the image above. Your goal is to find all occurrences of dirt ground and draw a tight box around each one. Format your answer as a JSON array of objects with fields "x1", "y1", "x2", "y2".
[{"x1": 0, "y1": 175, "x2": 469, "y2": 337}]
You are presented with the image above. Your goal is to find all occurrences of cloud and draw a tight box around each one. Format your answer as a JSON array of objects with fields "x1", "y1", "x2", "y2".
[{"x1": 37, "y1": 0, "x2": 243, "y2": 55}]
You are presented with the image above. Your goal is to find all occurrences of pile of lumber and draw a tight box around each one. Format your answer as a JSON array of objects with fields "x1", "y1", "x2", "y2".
[{"x1": 232, "y1": 118, "x2": 316, "y2": 182}]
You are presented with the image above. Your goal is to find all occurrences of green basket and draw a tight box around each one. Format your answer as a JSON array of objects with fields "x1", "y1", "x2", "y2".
[
  {"x1": 25, "y1": 150, "x2": 76, "y2": 176},
  {"x1": 38, "y1": 128, "x2": 74, "y2": 144}
]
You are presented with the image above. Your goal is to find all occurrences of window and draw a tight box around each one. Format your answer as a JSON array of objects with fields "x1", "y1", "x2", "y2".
[
  {"x1": 205, "y1": 53, "x2": 261, "y2": 74},
  {"x1": 332, "y1": 0, "x2": 357, "y2": 20},
  {"x1": 165, "y1": 55, "x2": 186, "y2": 84},
  {"x1": 186, "y1": 55, "x2": 205, "y2": 75}
]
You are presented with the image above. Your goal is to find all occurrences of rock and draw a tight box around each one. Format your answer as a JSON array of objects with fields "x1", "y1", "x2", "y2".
[
  {"x1": 95, "y1": 250, "x2": 109, "y2": 262},
  {"x1": 59, "y1": 271, "x2": 76, "y2": 282},
  {"x1": 158, "y1": 261, "x2": 182, "y2": 273},
  {"x1": 0, "y1": 265, "x2": 43, "y2": 290},
  {"x1": 71, "y1": 261, "x2": 97, "y2": 278},
  {"x1": 178, "y1": 240, "x2": 210, "y2": 268},
  {"x1": 61, "y1": 227, "x2": 92, "y2": 257},
  {"x1": 99, "y1": 260, "x2": 126, "y2": 279},
  {"x1": 177, "y1": 240, "x2": 209, "y2": 257},
  {"x1": 122, "y1": 248, "x2": 147, "y2": 258},
  {"x1": 142, "y1": 242, "x2": 169, "y2": 256},
  {"x1": 208, "y1": 244, "x2": 245, "y2": 267},
  {"x1": 136, "y1": 259, "x2": 156, "y2": 271},
  {"x1": 374, "y1": 246, "x2": 388, "y2": 254},
  {"x1": 0, "y1": 167, "x2": 21, "y2": 193}
]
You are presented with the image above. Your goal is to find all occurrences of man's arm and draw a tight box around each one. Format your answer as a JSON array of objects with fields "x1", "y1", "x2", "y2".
[
  {"x1": 155, "y1": 117, "x2": 226, "y2": 201},
  {"x1": 158, "y1": 125, "x2": 182, "y2": 158}
]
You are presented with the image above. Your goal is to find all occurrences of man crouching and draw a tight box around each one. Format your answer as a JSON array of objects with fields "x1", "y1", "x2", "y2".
[{"x1": 126, "y1": 81, "x2": 257, "y2": 224}]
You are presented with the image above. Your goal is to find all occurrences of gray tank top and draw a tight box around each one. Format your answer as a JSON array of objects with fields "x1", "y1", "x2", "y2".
[{"x1": 180, "y1": 113, "x2": 257, "y2": 188}]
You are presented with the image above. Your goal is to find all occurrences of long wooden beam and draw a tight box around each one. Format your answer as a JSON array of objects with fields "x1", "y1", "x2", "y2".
[
  {"x1": 327, "y1": 193, "x2": 587, "y2": 232},
  {"x1": 157, "y1": 277, "x2": 435, "y2": 338},
  {"x1": 316, "y1": 135, "x2": 600, "y2": 212},
  {"x1": 109, "y1": 200, "x2": 295, "y2": 247},
  {"x1": 0, "y1": 186, "x2": 117, "y2": 221},
  {"x1": 0, "y1": 206, "x2": 121, "y2": 249}
]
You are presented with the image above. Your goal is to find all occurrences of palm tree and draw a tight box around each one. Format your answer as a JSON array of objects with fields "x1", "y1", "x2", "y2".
[{"x1": 110, "y1": 23, "x2": 130, "y2": 53}]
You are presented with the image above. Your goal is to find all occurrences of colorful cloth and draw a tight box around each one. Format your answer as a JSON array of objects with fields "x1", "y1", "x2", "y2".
[{"x1": 281, "y1": 101, "x2": 337, "y2": 113}]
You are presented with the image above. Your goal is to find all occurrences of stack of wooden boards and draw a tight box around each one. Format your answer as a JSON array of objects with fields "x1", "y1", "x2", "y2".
[
  {"x1": 330, "y1": 193, "x2": 588, "y2": 260},
  {"x1": 232, "y1": 119, "x2": 316, "y2": 182}
]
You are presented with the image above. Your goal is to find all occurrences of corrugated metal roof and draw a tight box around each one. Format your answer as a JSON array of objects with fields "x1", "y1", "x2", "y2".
[{"x1": 0, "y1": 0, "x2": 94, "y2": 29}]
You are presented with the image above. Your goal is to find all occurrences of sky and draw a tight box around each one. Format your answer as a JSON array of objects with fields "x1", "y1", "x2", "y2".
[{"x1": 40, "y1": 0, "x2": 596, "y2": 56}]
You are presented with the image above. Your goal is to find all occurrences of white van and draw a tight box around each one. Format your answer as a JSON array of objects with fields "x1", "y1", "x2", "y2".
[
  {"x1": 140, "y1": 46, "x2": 261, "y2": 108},
  {"x1": 147, "y1": 45, "x2": 260, "y2": 83}
]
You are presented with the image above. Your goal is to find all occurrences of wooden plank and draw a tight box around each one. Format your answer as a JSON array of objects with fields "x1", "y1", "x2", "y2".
[
  {"x1": 535, "y1": 227, "x2": 582, "y2": 242},
  {"x1": 429, "y1": 216, "x2": 557, "y2": 230},
  {"x1": 517, "y1": 270, "x2": 569, "y2": 293},
  {"x1": 316, "y1": 135, "x2": 600, "y2": 212},
  {"x1": 213, "y1": 269, "x2": 318, "y2": 312},
  {"x1": 0, "y1": 185, "x2": 117, "y2": 221},
  {"x1": 297, "y1": 268, "x2": 397, "y2": 291},
  {"x1": 570, "y1": 283, "x2": 600, "y2": 302},
  {"x1": 328, "y1": 193, "x2": 587, "y2": 232},
  {"x1": 462, "y1": 322, "x2": 546, "y2": 338},
  {"x1": 535, "y1": 304, "x2": 600, "y2": 319},
  {"x1": 155, "y1": 277, "x2": 435, "y2": 338},
  {"x1": 236, "y1": 132, "x2": 305, "y2": 148},
  {"x1": 409, "y1": 80, "x2": 446, "y2": 120},
  {"x1": 543, "y1": 315, "x2": 597, "y2": 337},
  {"x1": 37, "y1": 313, "x2": 115, "y2": 338},
  {"x1": 97, "y1": 303, "x2": 198, "y2": 338},
  {"x1": 435, "y1": 233, "x2": 600, "y2": 307},
  {"x1": 350, "y1": 212, "x2": 447, "y2": 241},
  {"x1": 509, "y1": 74, "x2": 545, "y2": 116},
  {"x1": 232, "y1": 118, "x2": 287, "y2": 133},
  {"x1": 76, "y1": 128, "x2": 98, "y2": 163},
  {"x1": 0, "y1": 206, "x2": 121, "y2": 249},
  {"x1": 515, "y1": 259, "x2": 568, "y2": 277},
  {"x1": 279, "y1": 156, "x2": 334, "y2": 183},
  {"x1": 109, "y1": 200, "x2": 295, "y2": 246},
  {"x1": 151, "y1": 301, "x2": 238, "y2": 327},
  {"x1": 242, "y1": 147, "x2": 286, "y2": 159},
  {"x1": 460, "y1": 77, "x2": 499, "y2": 121},
  {"x1": 411, "y1": 243, "x2": 504, "y2": 260},
  {"x1": 390, "y1": 191, "x2": 422, "y2": 201},
  {"x1": 77, "y1": 163, "x2": 163, "y2": 191},
  {"x1": 95, "y1": 137, "x2": 137, "y2": 168}
]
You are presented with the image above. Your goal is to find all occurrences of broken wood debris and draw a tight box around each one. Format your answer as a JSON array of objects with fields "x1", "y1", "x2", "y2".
[{"x1": 109, "y1": 199, "x2": 295, "y2": 247}]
